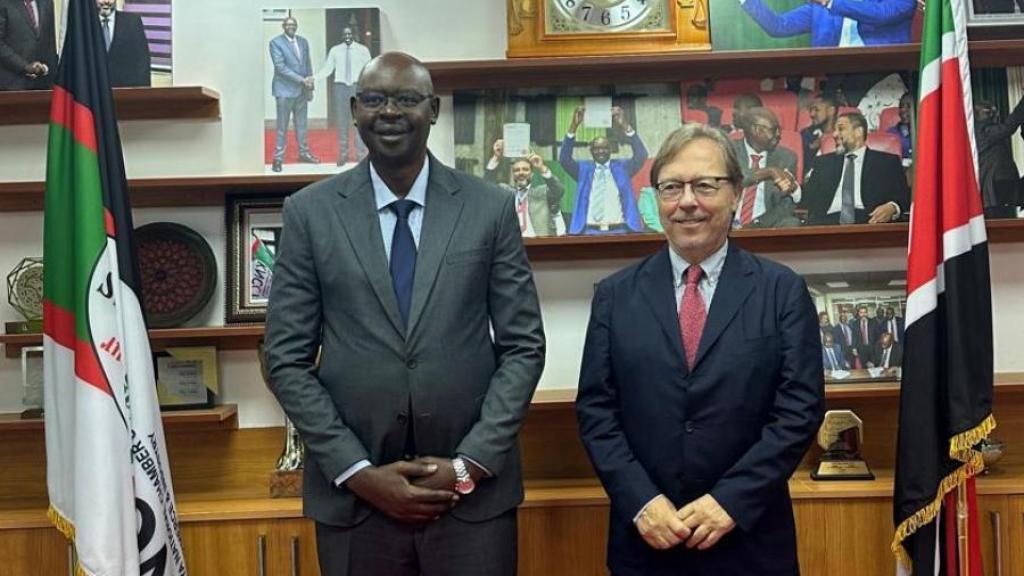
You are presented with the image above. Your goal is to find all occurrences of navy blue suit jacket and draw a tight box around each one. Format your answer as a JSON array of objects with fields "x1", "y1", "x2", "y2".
[
  {"x1": 741, "y1": 0, "x2": 915, "y2": 47},
  {"x1": 577, "y1": 243, "x2": 824, "y2": 575}
]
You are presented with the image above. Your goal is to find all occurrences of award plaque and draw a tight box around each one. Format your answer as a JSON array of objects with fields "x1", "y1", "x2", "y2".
[
  {"x1": 811, "y1": 409, "x2": 875, "y2": 481},
  {"x1": 6, "y1": 257, "x2": 44, "y2": 334}
]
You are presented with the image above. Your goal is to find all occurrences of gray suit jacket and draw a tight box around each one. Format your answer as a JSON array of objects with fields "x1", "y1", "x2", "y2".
[
  {"x1": 265, "y1": 155, "x2": 546, "y2": 528},
  {"x1": 500, "y1": 181, "x2": 564, "y2": 237},
  {"x1": 732, "y1": 139, "x2": 801, "y2": 228},
  {"x1": 0, "y1": 0, "x2": 56, "y2": 90}
]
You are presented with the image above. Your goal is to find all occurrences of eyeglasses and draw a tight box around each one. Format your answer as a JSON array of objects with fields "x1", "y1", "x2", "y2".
[
  {"x1": 749, "y1": 122, "x2": 779, "y2": 134},
  {"x1": 654, "y1": 177, "x2": 732, "y2": 201},
  {"x1": 355, "y1": 91, "x2": 433, "y2": 110}
]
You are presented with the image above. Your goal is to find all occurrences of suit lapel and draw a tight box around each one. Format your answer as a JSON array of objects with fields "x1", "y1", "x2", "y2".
[
  {"x1": 638, "y1": 248, "x2": 687, "y2": 370},
  {"x1": 333, "y1": 160, "x2": 405, "y2": 336},
  {"x1": 693, "y1": 243, "x2": 755, "y2": 369},
  {"x1": 406, "y1": 156, "x2": 464, "y2": 336}
]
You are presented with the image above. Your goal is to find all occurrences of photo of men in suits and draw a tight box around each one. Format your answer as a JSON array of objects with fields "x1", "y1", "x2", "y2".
[
  {"x1": 268, "y1": 15, "x2": 319, "y2": 173},
  {"x1": 96, "y1": 0, "x2": 151, "y2": 87},
  {"x1": 801, "y1": 92, "x2": 838, "y2": 170},
  {"x1": 484, "y1": 138, "x2": 565, "y2": 237},
  {"x1": 734, "y1": 0, "x2": 917, "y2": 48},
  {"x1": 822, "y1": 332, "x2": 849, "y2": 371},
  {"x1": 975, "y1": 97, "x2": 1024, "y2": 218},
  {"x1": 0, "y1": 0, "x2": 56, "y2": 90},
  {"x1": 577, "y1": 123, "x2": 824, "y2": 575},
  {"x1": 850, "y1": 304, "x2": 876, "y2": 364},
  {"x1": 869, "y1": 331, "x2": 902, "y2": 370},
  {"x1": 312, "y1": 25, "x2": 372, "y2": 166},
  {"x1": 833, "y1": 310, "x2": 857, "y2": 367},
  {"x1": 264, "y1": 52, "x2": 545, "y2": 575},
  {"x1": 731, "y1": 107, "x2": 801, "y2": 228},
  {"x1": 801, "y1": 111, "x2": 910, "y2": 224},
  {"x1": 559, "y1": 105, "x2": 648, "y2": 235}
]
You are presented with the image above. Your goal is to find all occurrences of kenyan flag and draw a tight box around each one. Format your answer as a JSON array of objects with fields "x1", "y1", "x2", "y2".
[
  {"x1": 42, "y1": 1, "x2": 186, "y2": 574},
  {"x1": 892, "y1": 0, "x2": 994, "y2": 573}
]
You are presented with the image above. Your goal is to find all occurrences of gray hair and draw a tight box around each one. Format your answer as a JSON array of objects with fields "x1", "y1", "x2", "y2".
[{"x1": 649, "y1": 123, "x2": 743, "y2": 188}]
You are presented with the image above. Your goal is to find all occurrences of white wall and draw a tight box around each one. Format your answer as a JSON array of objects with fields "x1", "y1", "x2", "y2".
[{"x1": 1, "y1": 0, "x2": 1021, "y2": 427}]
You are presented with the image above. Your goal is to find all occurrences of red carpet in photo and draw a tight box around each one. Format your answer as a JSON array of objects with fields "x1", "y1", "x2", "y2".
[{"x1": 264, "y1": 128, "x2": 364, "y2": 165}]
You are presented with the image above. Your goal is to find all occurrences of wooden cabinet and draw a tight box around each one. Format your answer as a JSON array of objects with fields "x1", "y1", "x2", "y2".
[
  {"x1": 978, "y1": 495, "x2": 1010, "y2": 576},
  {"x1": 793, "y1": 498, "x2": 893, "y2": 576},
  {"x1": 1008, "y1": 496, "x2": 1024, "y2": 576},
  {"x1": 518, "y1": 504, "x2": 608, "y2": 576},
  {"x1": 0, "y1": 527, "x2": 71, "y2": 576},
  {"x1": 179, "y1": 518, "x2": 318, "y2": 576}
]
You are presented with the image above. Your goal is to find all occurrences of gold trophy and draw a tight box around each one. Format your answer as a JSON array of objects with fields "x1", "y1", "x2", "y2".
[
  {"x1": 811, "y1": 409, "x2": 874, "y2": 481},
  {"x1": 258, "y1": 342, "x2": 305, "y2": 498}
]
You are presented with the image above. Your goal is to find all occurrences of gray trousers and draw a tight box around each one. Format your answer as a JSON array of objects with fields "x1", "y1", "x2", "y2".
[{"x1": 315, "y1": 509, "x2": 516, "y2": 576}]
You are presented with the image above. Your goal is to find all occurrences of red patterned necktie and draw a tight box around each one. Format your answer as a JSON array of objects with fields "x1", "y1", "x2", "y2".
[
  {"x1": 678, "y1": 265, "x2": 706, "y2": 370},
  {"x1": 24, "y1": 0, "x2": 38, "y2": 34},
  {"x1": 739, "y1": 153, "x2": 761, "y2": 225}
]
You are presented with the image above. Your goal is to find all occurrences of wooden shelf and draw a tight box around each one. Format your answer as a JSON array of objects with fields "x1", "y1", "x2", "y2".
[
  {"x1": 1, "y1": 325, "x2": 264, "y2": 359},
  {"x1": 0, "y1": 404, "x2": 238, "y2": 433},
  {"x1": 428, "y1": 39, "x2": 1024, "y2": 91},
  {"x1": 0, "y1": 173, "x2": 318, "y2": 211},
  {"x1": 0, "y1": 86, "x2": 220, "y2": 126}
]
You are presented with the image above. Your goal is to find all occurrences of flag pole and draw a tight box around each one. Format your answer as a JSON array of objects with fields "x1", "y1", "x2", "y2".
[{"x1": 957, "y1": 483, "x2": 969, "y2": 575}]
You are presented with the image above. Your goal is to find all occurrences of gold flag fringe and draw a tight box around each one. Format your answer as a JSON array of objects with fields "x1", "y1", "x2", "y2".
[
  {"x1": 891, "y1": 413, "x2": 996, "y2": 572},
  {"x1": 47, "y1": 506, "x2": 89, "y2": 576}
]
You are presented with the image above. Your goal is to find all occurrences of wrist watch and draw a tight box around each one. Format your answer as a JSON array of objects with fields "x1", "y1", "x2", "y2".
[{"x1": 452, "y1": 457, "x2": 476, "y2": 495}]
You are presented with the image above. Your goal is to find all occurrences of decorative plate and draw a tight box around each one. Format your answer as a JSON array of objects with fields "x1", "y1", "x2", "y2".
[{"x1": 135, "y1": 223, "x2": 217, "y2": 328}]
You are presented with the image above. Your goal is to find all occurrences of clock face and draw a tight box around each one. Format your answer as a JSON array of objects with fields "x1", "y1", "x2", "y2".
[{"x1": 545, "y1": 0, "x2": 672, "y2": 35}]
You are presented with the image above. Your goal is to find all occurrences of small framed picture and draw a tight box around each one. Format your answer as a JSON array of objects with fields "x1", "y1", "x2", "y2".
[
  {"x1": 226, "y1": 194, "x2": 287, "y2": 323},
  {"x1": 967, "y1": 1, "x2": 1024, "y2": 27},
  {"x1": 21, "y1": 345, "x2": 44, "y2": 411},
  {"x1": 154, "y1": 347, "x2": 219, "y2": 410}
]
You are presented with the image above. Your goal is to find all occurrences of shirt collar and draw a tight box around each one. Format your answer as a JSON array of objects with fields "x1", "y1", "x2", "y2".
[
  {"x1": 669, "y1": 239, "x2": 729, "y2": 289},
  {"x1": 371, "y1": 159, "x2": 430, "y2": 211},
  {"x1": 742, "y1": 139, "x2": 767, "y2": 161},
  {"x1": 845, "y1": 145, "x2": 867, "y2": 160},
  {"x1": 595, "y1": 161, "x2": 611, "y2": 171}
]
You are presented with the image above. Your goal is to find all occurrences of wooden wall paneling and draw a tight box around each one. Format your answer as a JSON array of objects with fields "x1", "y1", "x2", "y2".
[
  {"x1": 1008, "y1": 496, "x2": 1024, "y2": 576},
  {"x1": 517, "y1": 504, "x2": 609, "y2": 576},
  {"x1": 0, "y1": 527, "x2": 71, "y2": 576},
  {"x1": 978, "y1": 495, "x2": 1010, "y2": 576},
  {"x1": 519, "y1": 404, "x2": 595, "y2": 481},
  {"x1": 165, "y1": 427, "x2": 283, "y2": 500},
  {"x1": 793, "y1": 498, "x2": 893, "y2": 576}
]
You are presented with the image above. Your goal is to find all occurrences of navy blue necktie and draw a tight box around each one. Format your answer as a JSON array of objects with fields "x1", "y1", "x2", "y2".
[{"x1": 389, "y1": 199, "x2": 417, "y2": 329}]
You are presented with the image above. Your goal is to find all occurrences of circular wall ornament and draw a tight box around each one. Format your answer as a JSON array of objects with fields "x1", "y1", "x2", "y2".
[{"x1": 135, "y1": 223, "x2": 217, "y2": 328}]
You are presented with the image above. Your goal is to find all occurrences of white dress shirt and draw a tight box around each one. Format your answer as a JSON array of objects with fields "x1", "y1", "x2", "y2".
[
  {"x1": 314, "y1": 40, "x2": 373, "y2": 85},
  {"x1": 735, "y1": 139, "x2": 802, "y2": 227},
  {"x1": 826, "y1": 146, "x2": 866, "y2": 215}
]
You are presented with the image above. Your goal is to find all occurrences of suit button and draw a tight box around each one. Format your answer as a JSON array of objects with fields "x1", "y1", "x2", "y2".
[
  {"x1": 684, "y1": 421, "x2": 695, "y2": 433},
  {"x1": 407, "y1": 358, "x2": 418, "y2": 369}
]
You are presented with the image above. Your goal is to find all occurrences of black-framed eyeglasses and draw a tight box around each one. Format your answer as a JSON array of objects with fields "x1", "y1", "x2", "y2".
[
  {"x1": 355, "y1": 91, "x2": 433, "y2": 110},
  {"x1": 654, "y1": 177, "x2": 732, "y2": 201}
]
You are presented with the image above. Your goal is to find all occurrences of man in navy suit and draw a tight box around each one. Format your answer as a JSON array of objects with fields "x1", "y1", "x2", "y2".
[
  {"x1": 559, "y1": 105, "x2": 647, "y2": 235},
  {"x1": 738, "y1": 0, "x2": 916, "y2": 47},
  {"x1": 96, "y1": 0, "x2": 151, "y2": 87},
  {"x1": 577, "y1": 123, "x2": 824, "y2": 575},
  {"x1": 269, "y1": 16, "x2": 320, "y2": 172},
  {"x1": 822, "y1": 333, "x2": 848, "y2": 372}
]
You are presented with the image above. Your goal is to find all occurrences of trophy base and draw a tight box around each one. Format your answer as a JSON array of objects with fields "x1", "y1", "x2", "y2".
[
  {"x1": 269, "y1": 469, "x2": 303, "y2": 498},
  {"x1": 5, "y1": 320, "x2": 42, "y2": 334},
  {"x1": 811, "y1": 459, "x2": 875, "y2": 481}
]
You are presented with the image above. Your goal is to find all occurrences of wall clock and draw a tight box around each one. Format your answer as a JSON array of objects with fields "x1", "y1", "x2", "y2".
[{"x1": 507, "y1": 0, "x2": 709, "y2": 58}]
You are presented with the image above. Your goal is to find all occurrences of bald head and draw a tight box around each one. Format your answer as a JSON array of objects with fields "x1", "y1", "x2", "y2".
[{"x1": 357, "y1": 52, "x2": 434, "y2": 95}]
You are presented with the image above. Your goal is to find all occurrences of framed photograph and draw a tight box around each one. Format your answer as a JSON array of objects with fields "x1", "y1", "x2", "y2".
[
  {"x1": 154, "y1": 347, "x2": 218, "y2": 410},
  {"x1": 805, "y1": 271, "x2": 907, "y2": 384},
  {"x1": 967, "y1": 1, "x2": 1024, "y2": 27},
  {"x1": 21, "y1": 345, "x2": 44, "y2": 411},
  {"x1": 226, "y1": 194, "x2": 287, "y2": 323}
]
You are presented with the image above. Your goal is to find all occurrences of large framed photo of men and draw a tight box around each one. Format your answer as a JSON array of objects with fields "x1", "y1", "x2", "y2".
[
  {"x1": 262, "y1": 7, "x2": 381, "y2": 174},
  {"x1": 805, "y1": 271, "x2": 907, "y2": 384},
  {"x1": 454, "y1": 84, "x2": 682, "y2": 237},
  {"x1": 968, "y1": 0, "x2": 1024, "y2": 26},
  {"x1": 709, "y1": 0, "x2": 923, "y2": 51},
  {"x1": 0, "y1": 0, "x2": 171, "y2": 91}
]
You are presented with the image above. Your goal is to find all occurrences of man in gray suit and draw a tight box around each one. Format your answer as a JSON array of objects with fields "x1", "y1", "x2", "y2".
[
  {"x1": 484, "y1": 138, "x2": 565, "y2": 237},
  {"x1": 731, "y1": 107, "x2": 801, "y2": 228},
  {"x1": 0, "y1": 0, "x2": 57, "y2": 90},
  {"x1": 269, "y1": 16, "x2": 319, "y2": 172},
  {"x1": 264, "y1": 52, "x2": 546, "y2": 575}
]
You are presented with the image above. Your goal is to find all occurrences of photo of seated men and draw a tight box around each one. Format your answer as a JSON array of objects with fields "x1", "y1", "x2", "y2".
[
  {"x1": 807, "y1": 271, "x2": 906, "y2": 383},
  {"x1": 454, "y1": 87, "x2": 681, "y2": 237},
  {"x1": 710, "y1": 0, "x2": 922, "y2": 51}
]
